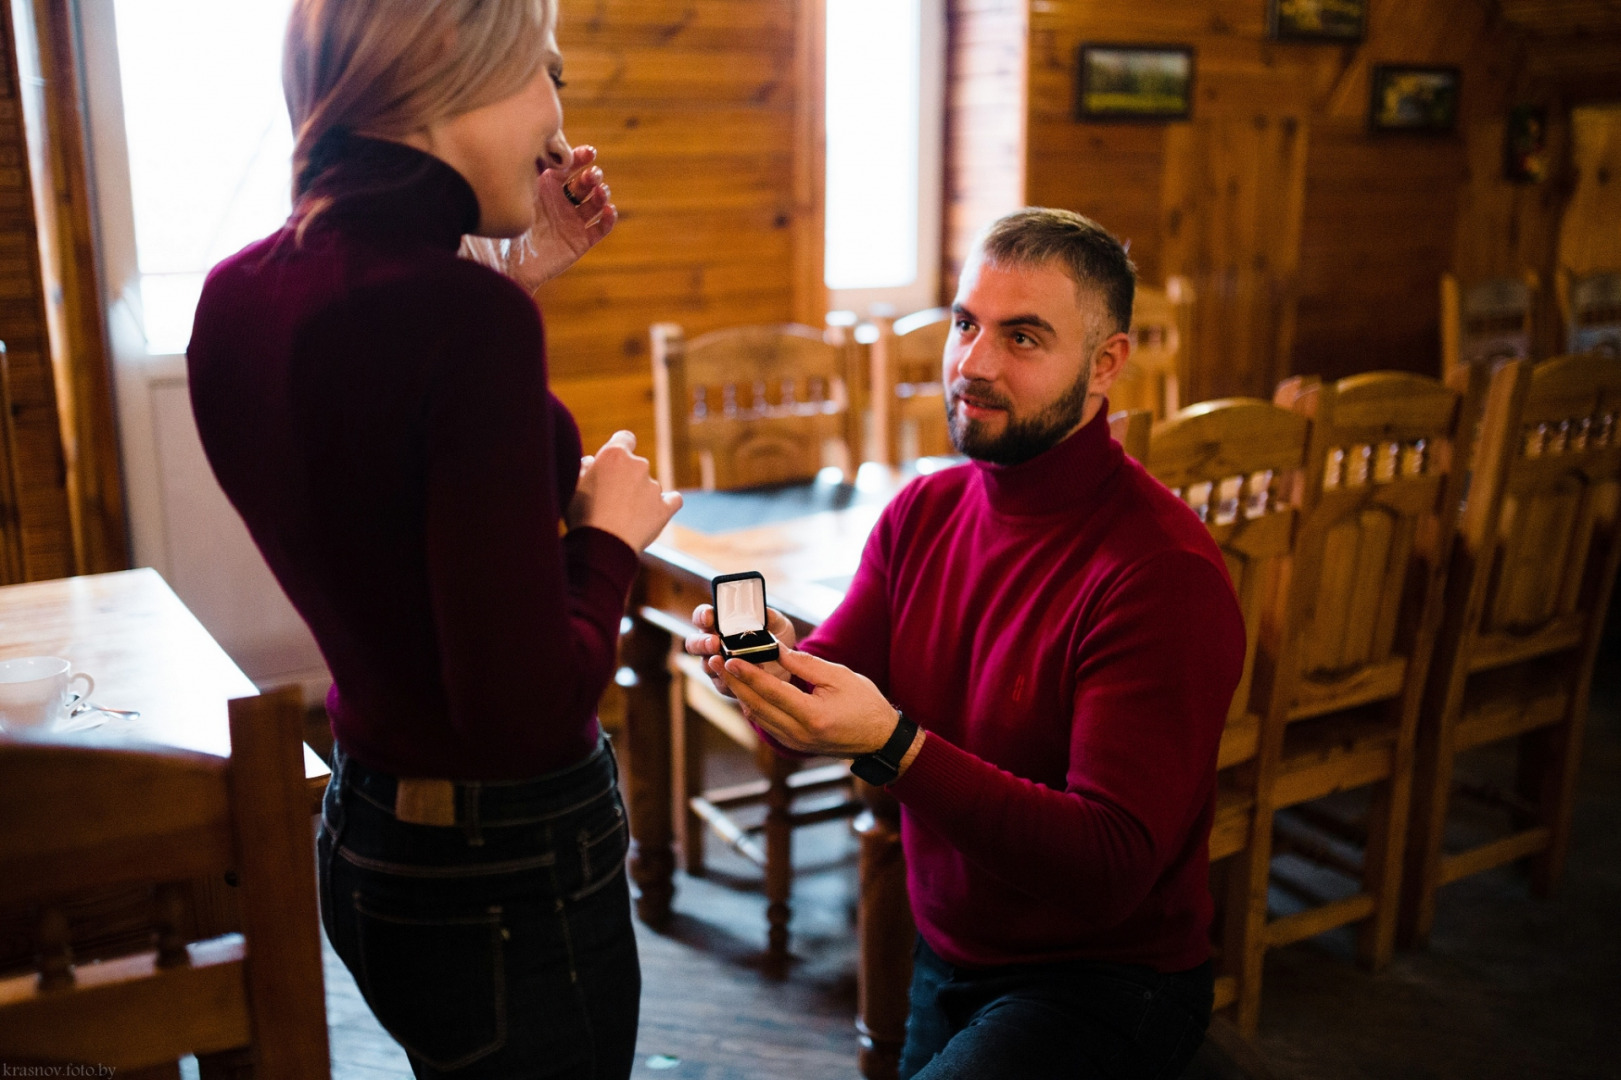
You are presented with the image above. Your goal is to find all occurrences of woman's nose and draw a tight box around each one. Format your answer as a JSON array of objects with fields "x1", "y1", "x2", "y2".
[{"x1": 543, "y1": 131, "x2": 572, "y2": 171}]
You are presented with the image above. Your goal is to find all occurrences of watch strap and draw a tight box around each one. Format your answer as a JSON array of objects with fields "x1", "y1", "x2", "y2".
[{"x1": 850, "y1": 711, "x2": 918, "y2": 786}]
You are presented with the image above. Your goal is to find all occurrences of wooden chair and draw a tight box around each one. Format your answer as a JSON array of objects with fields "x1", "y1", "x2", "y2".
[
  {"x1": 650, "y1": 322, "x2": 863, "y2": 490},
  {"x1": 1107, "y1": 407, "x2": 1150, "y2": 461},
  {"x1": 1130, "y1": 399, "x2": 1312, "y2": 1027},
  {"x1": 1558, "y1": 269, "x2": 1621, "y2": 358},
  {"x1": 1226, "y1": 372, "x2": 1469, "y2": 1034},
  {"x1": 1401, "y1": 354, "x2": 1621, "y2": 948},
  {"x1": 649, "y1": 321, "x2": 865, "y2": 963},
  {"x1": 1111, "y1": 277, "x2": 1192, "y2": 421},
  {"x1": 1440, "y1": 271, "x2": 1539, "y2": 379},
  {"x1": 869, "y1": 307, "x2": 953, "y2": 466},
  {"x1": 0, "y1": 688, "x2": 328, "y2": 1078}
]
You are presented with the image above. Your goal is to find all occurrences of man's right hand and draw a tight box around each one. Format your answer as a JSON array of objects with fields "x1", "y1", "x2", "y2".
[{"x1": 684, "y1": 603, "x2": 797, "y2": 698}]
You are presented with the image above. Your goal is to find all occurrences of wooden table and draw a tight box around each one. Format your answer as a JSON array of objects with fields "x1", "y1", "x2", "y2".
[
  {"x1": 622, "y1": 465, "x2": 924, "y2": 1080},
  {"x1": 0, "y1": 568, "x2": 330, "y2": 972},
  {"x1": 0, "y1": 568, "x2": 329, "y2": 797}
]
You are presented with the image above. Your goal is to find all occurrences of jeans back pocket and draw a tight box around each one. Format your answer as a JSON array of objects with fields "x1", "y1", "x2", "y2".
[
  {"x1": 571, "y1": 799, "x2": 629, "y2": 901},
  {"x1": 354, "y1": 895, "x2": 508, "y2": 1070}
]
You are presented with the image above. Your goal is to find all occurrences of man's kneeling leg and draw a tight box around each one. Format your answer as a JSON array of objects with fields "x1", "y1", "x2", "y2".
[{"x1": 899, "y1": 938, "x2": 1212, "y2": 1080}]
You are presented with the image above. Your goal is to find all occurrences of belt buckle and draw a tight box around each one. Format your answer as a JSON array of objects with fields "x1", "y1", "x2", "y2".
[{"x1": 395, "y1": 777, "x2": 457, "y2": 826}]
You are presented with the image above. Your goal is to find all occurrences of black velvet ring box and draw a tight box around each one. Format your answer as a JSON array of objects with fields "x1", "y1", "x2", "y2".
[{"x1": 712, "y1": 570, "x2": 780, "y2": 663}]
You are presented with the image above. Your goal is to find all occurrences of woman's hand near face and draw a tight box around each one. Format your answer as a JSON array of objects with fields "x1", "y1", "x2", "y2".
[
  {"x1": 568, "y1": 431, "x2": 681, "y2": 552},
  {"x1": 507, "y1": 145, "x2": 617, "y2": 290}
]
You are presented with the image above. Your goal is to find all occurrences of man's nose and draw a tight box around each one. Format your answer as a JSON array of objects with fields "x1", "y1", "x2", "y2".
[{"x1": 954, "y1": 334, "x2": 998, "y2": 382}]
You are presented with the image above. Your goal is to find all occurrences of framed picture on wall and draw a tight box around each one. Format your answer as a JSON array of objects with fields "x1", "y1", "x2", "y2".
[
  {"x1": 1504, "y1": 104, "x2": 1549, "y2": 182},
  {"x1": 1269, "y1": 0, "x2": 1368, "y2": 42},
  {"x1": 1369, "y1": 66, "x2": 1460, "y2": 134},
  {"x1": 1075, "y1": 44, "x2": 1195, "y2": 121}
]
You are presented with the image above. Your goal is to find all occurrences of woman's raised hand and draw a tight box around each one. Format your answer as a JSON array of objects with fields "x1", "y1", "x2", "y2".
[
  {"x1": 568, "y1": 431, "x2": 681, "y2": 552},
  {"x1": 508, "y1": 144, "x2": 618, "y2": 290}
]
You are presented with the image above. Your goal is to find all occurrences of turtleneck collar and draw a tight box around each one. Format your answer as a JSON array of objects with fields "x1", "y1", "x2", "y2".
[
  {"x1": 296, "y1": 131, "x2": 481, "y2": 251},
  {"x1": 971, "y1": 402, "x2": 1124, "y2": 518}
]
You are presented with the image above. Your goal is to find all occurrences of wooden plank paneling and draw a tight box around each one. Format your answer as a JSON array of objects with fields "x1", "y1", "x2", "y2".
[
  {"x1": 0, "y1": 0, "x2": 75, "y2": 582},
  {"x1": 1162, "y1": 114, "x2": 1308, "y2": 401},
  {"x1": 1295, "y1": 120, "x2": 1466, "y2": 380},
  {"x1": 1007, "y1": 0, "x2": 1577, "y2": 400},
  {"x1": 538, "y1": 0, "x2": 813, "y2": 439},
  {"x1": 943, "y1": 0, "x2": 1026, "y2": 298},
  {"x1": 20, "y1": 0, "x2": 126, "y2": 574}
]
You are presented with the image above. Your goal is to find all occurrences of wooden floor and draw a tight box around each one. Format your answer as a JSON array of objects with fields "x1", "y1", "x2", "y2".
[{"x1": 304, "y1": 628, "x2": 1620, "y2": 1080}]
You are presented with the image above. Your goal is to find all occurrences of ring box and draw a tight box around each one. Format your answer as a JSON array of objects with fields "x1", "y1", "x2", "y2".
[{"x1": 712, "y1": 571, "x2": 780, "y2": 663}]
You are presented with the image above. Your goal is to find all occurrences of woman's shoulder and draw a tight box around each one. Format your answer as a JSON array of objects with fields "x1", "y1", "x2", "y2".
[{"x1": 348, "y1": 237, "x2": 543, "y2": 336}]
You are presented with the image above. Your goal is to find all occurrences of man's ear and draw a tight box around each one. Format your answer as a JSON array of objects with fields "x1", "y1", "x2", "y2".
[{"x1": 1088, "y1": 330, "x2": 1133, "y2": 397}]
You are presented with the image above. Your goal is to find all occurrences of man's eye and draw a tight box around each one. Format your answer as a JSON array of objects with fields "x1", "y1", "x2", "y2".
[
  {"x1": 550, "y1": 72, "x2": 567, "y2": 90},
  {"x1": 955, "y1": 319, "x2": 974, "y2": 333}
]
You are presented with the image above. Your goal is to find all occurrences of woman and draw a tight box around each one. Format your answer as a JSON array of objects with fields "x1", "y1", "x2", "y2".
[{"x1": 186, "y1": 1, "x2": 679, "y2": 1076}]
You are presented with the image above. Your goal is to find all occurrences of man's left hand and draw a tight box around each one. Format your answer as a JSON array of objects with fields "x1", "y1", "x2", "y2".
[{"x1": 709, "y1": 646, "x2": 900, "y2": 758}]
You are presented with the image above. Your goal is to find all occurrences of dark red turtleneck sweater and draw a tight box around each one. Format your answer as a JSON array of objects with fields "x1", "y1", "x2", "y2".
[
  {"x1": 802, "y1": 408, "x2": 1245, "y2": 971},
  {"x1": 187, "y1": 135, "x2": 638, "y2": 780}
]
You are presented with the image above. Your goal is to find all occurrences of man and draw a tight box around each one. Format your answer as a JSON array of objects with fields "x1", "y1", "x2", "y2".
[{"x1": 688, "y1": 208, "x2": 1245, "y2": 1078}]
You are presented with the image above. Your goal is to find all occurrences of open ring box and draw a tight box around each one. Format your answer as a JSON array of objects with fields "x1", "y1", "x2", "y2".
[{"x1": 712, "y1": 571, "x2": 780, "y2": 663}]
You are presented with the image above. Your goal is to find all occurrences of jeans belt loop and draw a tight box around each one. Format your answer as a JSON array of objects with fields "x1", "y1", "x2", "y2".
[{"x1": 394, "y1": 777, "x2": 458, "y2": 826}]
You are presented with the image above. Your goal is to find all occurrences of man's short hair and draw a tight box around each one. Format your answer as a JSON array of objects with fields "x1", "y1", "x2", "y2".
[{"x1": 978, "y1": 208, "x2": 1137, "y2": 336}]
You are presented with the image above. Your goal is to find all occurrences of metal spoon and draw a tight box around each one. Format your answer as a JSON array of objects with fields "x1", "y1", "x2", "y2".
[{"x1": 69, "y1": 700, "x2": 141, "y2": 721}]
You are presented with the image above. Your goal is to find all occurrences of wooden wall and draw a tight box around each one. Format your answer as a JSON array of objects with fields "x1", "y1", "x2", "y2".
[
  {"x1": 0, "y1": 0, "x2": 77, "y2": 582},
  {"x1": 949, "y1": 0, "x2": 1616, "y2": 405},
  {"x1": 540, "y1": 0, "x2": 825, "y2": 460}
]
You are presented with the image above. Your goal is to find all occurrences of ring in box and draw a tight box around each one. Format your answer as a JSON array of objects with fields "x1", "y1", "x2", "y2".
[{"x1": 712, "y1": 571, "x2": 780, "y2": 663}]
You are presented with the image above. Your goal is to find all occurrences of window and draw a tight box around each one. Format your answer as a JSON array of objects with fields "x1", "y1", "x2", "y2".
[
  {"x1": 824, "y1": 0, "x2": 943, "y2": 315},
  {"x1": 105, "y1": 0, "x2": 295, "y2": 355}
]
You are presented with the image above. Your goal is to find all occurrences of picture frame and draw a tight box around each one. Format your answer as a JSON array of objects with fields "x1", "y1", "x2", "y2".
[
  {"x1": 1504, "y1": 104, "x2": 1549, "y2": 183},
  {"x1": 1075, "y1": 44, "x2": 1195, "y2": 122},
  {"x1": 1369, "y1": 65, "x2": 1460, "y2": 134},
  {"x1": 1269, "y1": 0, "x2": 1368, "y2": 42}
]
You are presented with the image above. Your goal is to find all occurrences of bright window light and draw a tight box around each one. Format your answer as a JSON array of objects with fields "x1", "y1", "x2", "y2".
[
  {"x1": 824, "y1": 0, "x2": 921, "y2": 291},
  {"x1": 113, "y1": 0, "x2": 295, "y2": 354}
]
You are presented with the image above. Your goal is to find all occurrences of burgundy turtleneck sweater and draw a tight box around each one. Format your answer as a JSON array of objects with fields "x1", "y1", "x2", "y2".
[
  {"x1": 187, "y1": 134, "x2": 638, "y2": 780},
  {"x1": 802, "y1": 408, "x2": 1245, "y2": 972}
]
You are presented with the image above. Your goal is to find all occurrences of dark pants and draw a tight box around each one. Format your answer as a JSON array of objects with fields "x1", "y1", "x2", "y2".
[
  {"x1": 318, "y1": 736, "x2": 640, "y2": 1079},
  {"x1": 899, "y1": 936, "x2": 1213, "y2": 1080}
]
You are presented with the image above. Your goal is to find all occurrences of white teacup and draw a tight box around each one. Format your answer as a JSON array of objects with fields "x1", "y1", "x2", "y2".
[{"x1": 0, "y1": 656, "x2": 94, "y2": 734}]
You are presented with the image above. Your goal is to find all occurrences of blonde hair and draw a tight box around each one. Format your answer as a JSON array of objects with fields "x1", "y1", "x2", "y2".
[{"x1": 284, "y1": 0, "x2": 555, "y2": 204}]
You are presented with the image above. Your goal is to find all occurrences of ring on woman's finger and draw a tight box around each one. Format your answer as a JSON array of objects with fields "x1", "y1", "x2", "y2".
[{"x1": 562, "y1": 182, "x2": 585, "y2": 207}]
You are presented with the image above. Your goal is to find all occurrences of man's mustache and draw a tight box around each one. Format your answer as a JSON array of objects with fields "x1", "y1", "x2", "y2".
[{"x1": 946, "y1": 380, "x2": 1014, "y2": 412}]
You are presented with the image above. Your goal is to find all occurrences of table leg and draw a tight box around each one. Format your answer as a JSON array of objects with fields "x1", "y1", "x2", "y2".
[
  {"x1": 623, "y1": 609, "x2": 675, "y2": 928},
  {"x1": 855, "y1": 781, "x2": 913, "y2": 1080}
]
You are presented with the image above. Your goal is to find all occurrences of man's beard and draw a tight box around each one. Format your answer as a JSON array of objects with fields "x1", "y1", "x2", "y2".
[{"x1": 945, "y1": 361, "x2": 1092, "y2": 466}]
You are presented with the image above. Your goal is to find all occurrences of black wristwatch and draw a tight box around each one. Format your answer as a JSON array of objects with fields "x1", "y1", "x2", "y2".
[{"x1": 850, "y1": 711, "x2": 919, "y2": 786}]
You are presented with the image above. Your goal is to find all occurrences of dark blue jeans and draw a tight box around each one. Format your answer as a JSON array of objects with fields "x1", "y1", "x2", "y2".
[
  {"x1": 899, "y1": 936, "x2": 1212, "y2": 1080},
  {"x1": 318, "y1": 736, "x2": 640, "y2": 1079}
]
